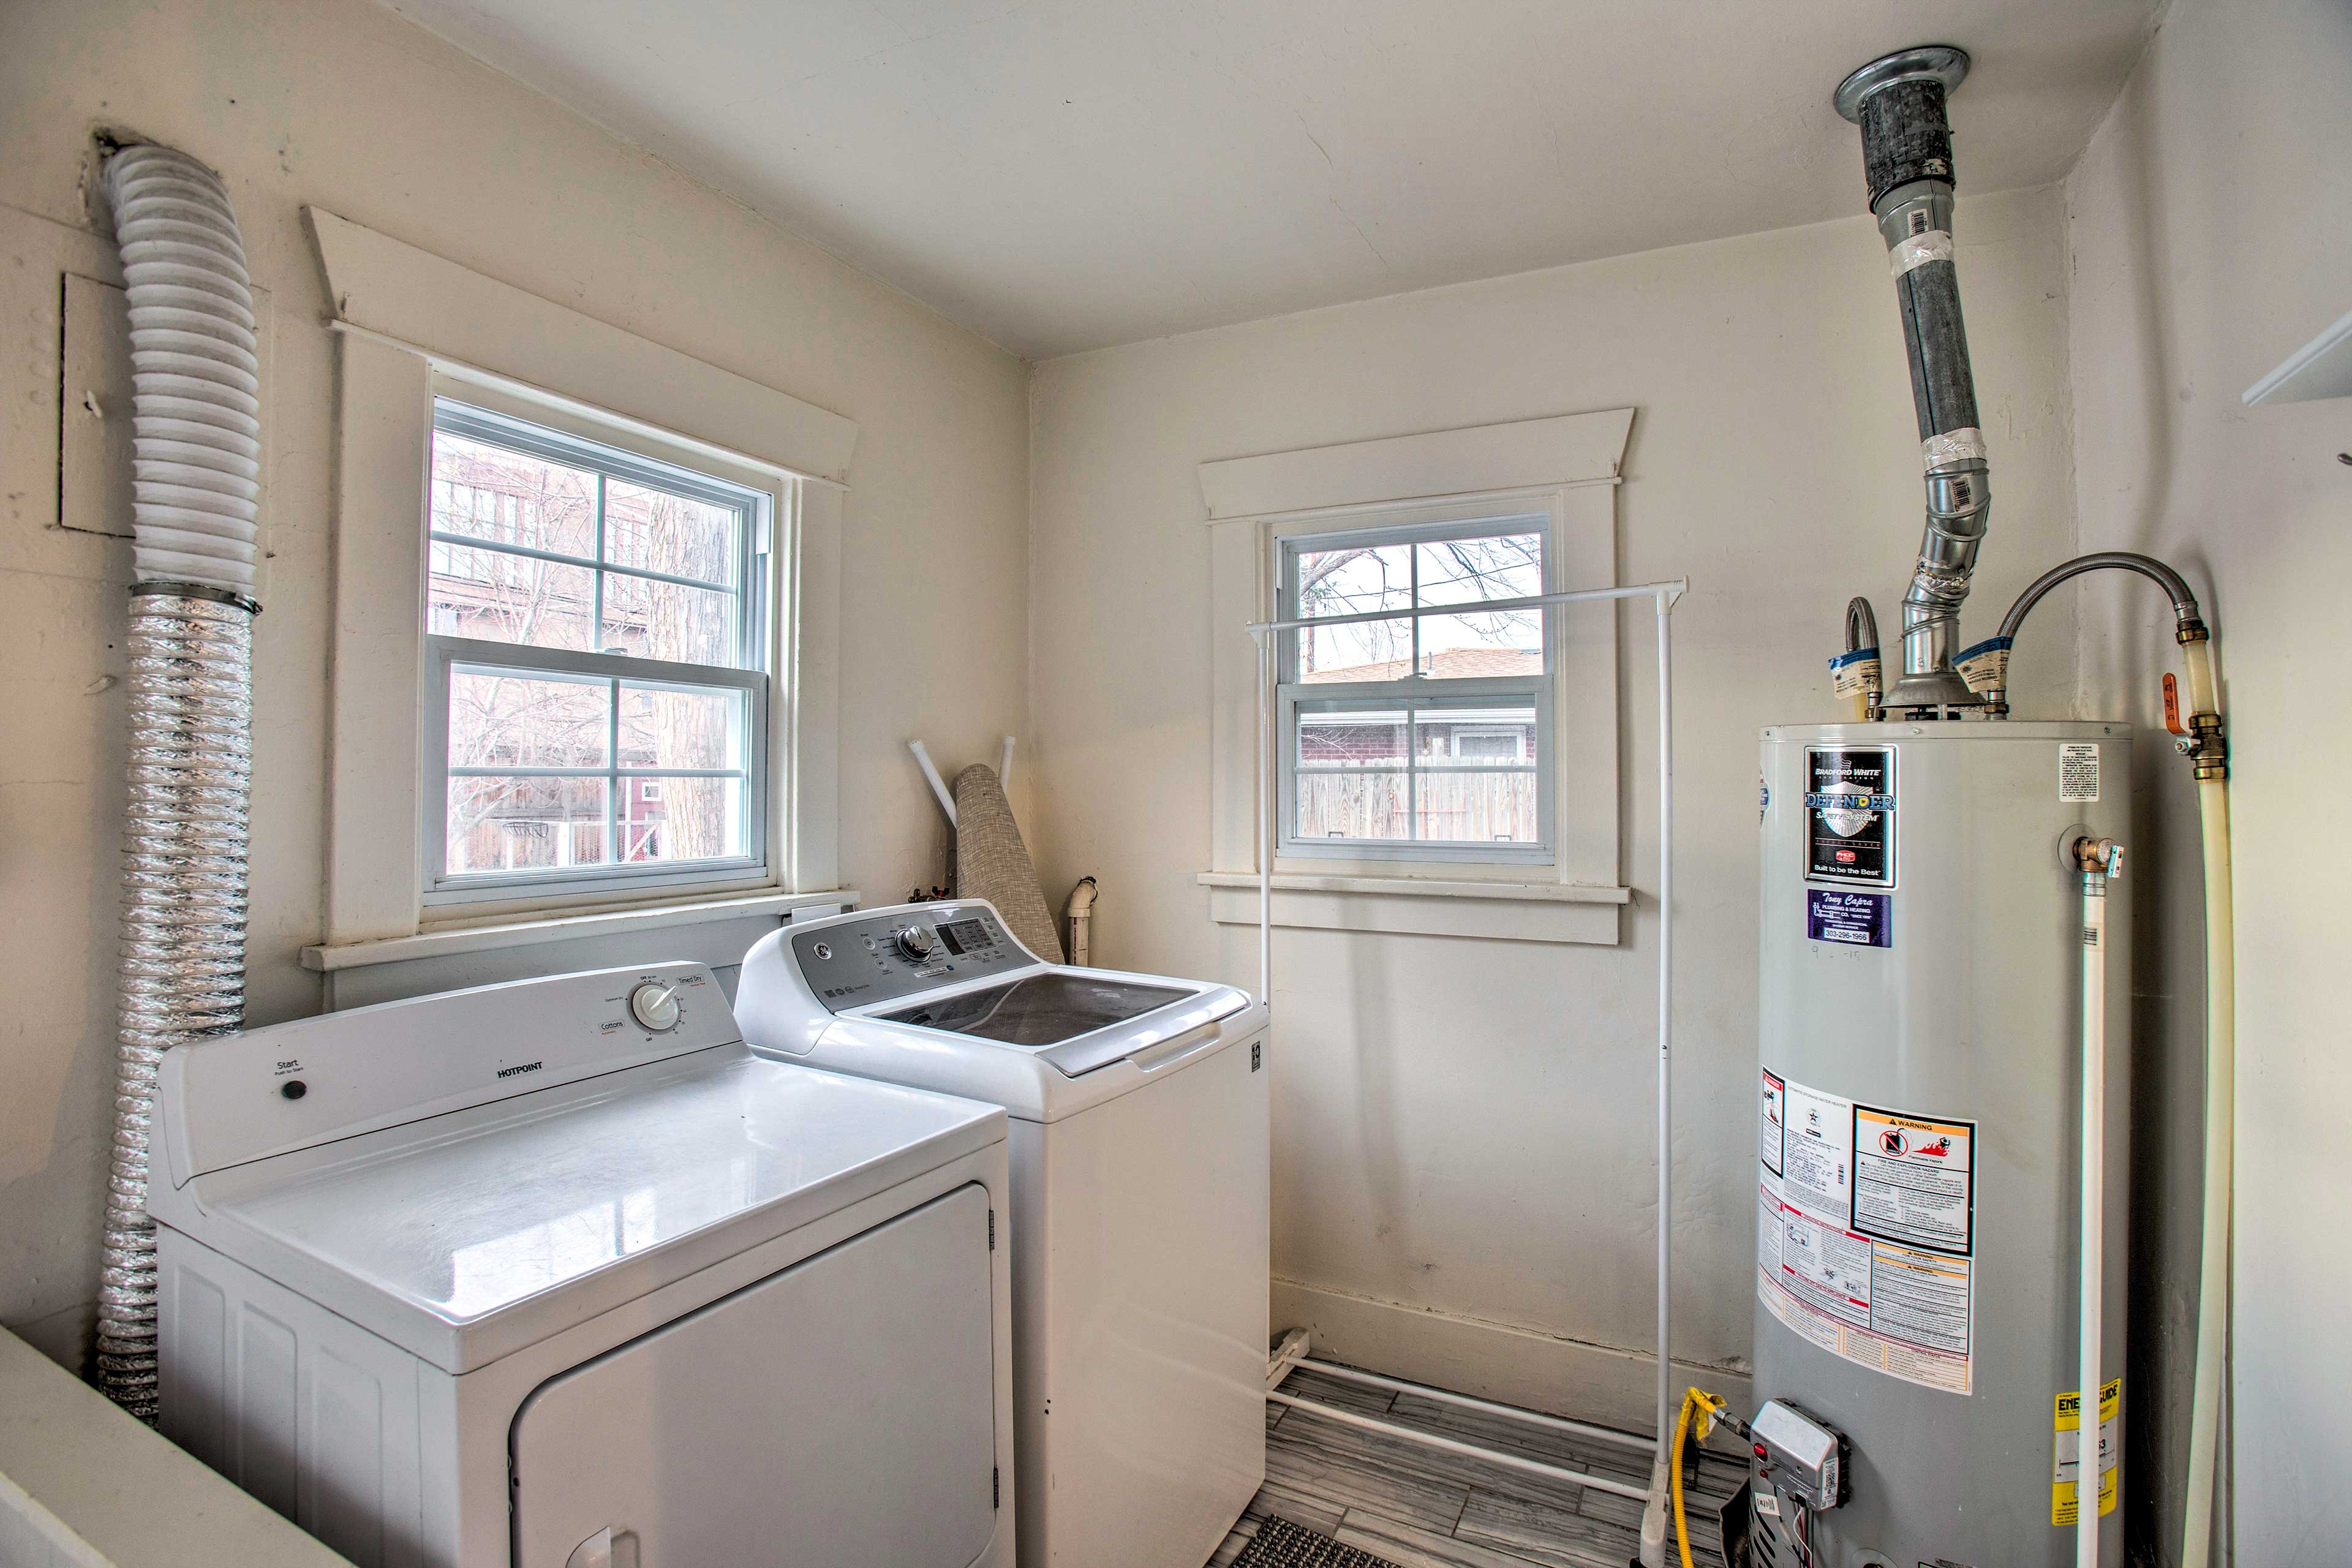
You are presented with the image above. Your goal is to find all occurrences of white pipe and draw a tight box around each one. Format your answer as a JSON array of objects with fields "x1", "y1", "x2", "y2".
[
  {"x1": 1063, "y1": 876, "x2": 1098, "y2": 968},
  {"x1": 2076, "y1": 845, "x2": 2114, "y2": 1568},
  {"x1": 1640, "y1": 582, "x2": 1680, "y2": 1566},
  {"x1": 907, "y1": 739, "x2": 957, "y2": 826},
  {"x1": 1253, "y1": 630, "x2": 1272, "y2": 1008},
  {"x1": 1297, "y1": 1358, "x2": 1656, "y2": 1452},
  {"x1": 1245, "y1": 579, "x2": 1685, "y2": 636},
  {"x1": 2181, "y1": 639, "x2": 2236, "y2": 1568},
  {"x1": 1245, "y1": 579, "x2": 1686, "y2": 1551},
  {"x1": 1267, "y1": 1390, "x2": 1653, "y2": 1502},
  {"x1": 999, "y1": 734, "x2": 1015, "y2": 789}
]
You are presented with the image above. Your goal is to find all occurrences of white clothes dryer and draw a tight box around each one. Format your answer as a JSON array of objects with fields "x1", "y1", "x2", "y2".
[
  {"x1": 149, "y1": 962, "x2": 1016, "y2": 1568},
  {"x1": 735, "y1": 902, "x2": 1270, "y2": 1568}
]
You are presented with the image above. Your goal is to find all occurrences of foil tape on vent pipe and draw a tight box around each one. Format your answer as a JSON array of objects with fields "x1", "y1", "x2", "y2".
[{"x1": 96, "y1": 142, "x2": 263, "y2": 1420}]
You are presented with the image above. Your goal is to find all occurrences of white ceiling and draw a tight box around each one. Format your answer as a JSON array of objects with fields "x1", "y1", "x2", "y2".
[{"x1": 378, "y1": 0, "x2": 2165, "y2": 359}]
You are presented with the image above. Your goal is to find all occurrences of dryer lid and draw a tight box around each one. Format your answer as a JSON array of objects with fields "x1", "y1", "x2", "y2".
[{"x1": 160, "y1": 1047, "x2": 1004, "y2": 1373}]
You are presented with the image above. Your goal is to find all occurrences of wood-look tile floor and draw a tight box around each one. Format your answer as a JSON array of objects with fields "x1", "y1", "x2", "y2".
[{"x1": 1207, "y1": 1369, "x2": 1746, "y2": 1568}]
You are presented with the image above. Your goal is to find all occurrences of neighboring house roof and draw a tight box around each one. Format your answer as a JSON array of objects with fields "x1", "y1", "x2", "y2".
[{"x1": 1304, "y1": 647, "x2": 1541, "y2": 682}]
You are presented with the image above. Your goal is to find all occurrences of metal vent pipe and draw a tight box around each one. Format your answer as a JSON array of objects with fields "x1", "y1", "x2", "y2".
[
  {"x1": 95, "y1": 143, "x2": 262, "y2": 1420},
  {"x1": 1836, "y1": 47, "x2": 1988, "y2": 712}
]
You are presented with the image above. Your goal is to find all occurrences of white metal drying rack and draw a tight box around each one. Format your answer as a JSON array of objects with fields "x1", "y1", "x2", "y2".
[
  {"x1": 908, "y1": 735, "x2": 1017, "y2": 827},
  {"x1": 1247, "y1": 578, "x2": 1689, "y2": 1537}
]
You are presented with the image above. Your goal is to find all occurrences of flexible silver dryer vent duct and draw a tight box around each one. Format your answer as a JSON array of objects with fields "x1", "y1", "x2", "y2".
[
  {"x1": 95, "y1": 143, "x2": 262, "y2": 1420},
  {"x1": 1836, "y1": 46, "x2": 1987, "y2": 712}
]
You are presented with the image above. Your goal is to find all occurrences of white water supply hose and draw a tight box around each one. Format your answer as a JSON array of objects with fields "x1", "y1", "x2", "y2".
[
  {"x1": 95, "y1": 143, "x2": 263, "y2": 1419},
  {"x1": 2076, "y1": 842, "x2": 2117, "y2": 1568},
  {"x1": 2180, "y1": 639, "x2": 2236, "y2": 1568}
]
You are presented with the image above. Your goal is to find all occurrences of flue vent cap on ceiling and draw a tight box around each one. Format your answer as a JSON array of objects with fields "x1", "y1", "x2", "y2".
[{"x1": 1833, "y1": 45, "x2": 1970, "y2": 123}]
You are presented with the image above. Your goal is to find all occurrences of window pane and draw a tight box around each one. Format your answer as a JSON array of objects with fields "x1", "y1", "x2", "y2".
[
  {"x1": 1293, "y1": 540, "x2": 1410, "y2": 681},
  {"x1": 599, "y1": 573, "x2": 737, "y2": 665},
  {"x1": 619, "y1": 775, "x2": 746, "y2": 864},
  {"x1": 1415, "y1": 531, "x2": 1542, "y2": 606},
  {"x1": 1295, "y1": 541, "x2": 1412, "y2": 619},
  {"x1": 1415, "y1": 770, "x2": 1540, "y2": 843},
  {"x1": 1297, "y1": 617, "x2": 1417, "y2": 682},
  {"x1": 428, "y1": 540, "x2": 598, "y2": 650},
  {"x1": 429, "y1": 432, "x2": 597, "y2": 558},
  {"x1": 1411, "y1": 610, "x2": 1544, "y2": 679},
  {"x1": 619, "y1": 684, "x2": 742, "y2": 772},
  {"x1": 1296, "y1": 707, "x2": 1406, "y2": 767},
  {"x1": 1414, "y1": 704, "x2": 1538, "y2": 764},
  {"x1": 448, "y1": 669, "x2": 611, "y2": 771},
  {"x1": 1294, "y1": 771, "x2": 1408, "y2": 843},
  {"x1": 603, "y1": 479, "x2": 738, "y2": 587},
  {"x1": 447, "y1": 777, "x2": 608, "y2": 875}
]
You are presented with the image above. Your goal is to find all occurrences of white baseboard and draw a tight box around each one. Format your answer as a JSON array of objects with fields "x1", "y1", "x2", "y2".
[{"x1": 1272, "y1": 1276, "x2": 1751, "y2": 1436}]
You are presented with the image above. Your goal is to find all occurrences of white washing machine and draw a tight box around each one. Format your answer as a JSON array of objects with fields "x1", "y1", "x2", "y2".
[
  {"x1": 148, "y1": 962, "x2": 1016, "y2": 1568},
  {"x1": 734, "y1": 901, "x2": 1270, "y2": 1568}
]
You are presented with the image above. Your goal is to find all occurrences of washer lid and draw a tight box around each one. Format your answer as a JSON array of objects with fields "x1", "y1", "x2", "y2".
[
  {"x1": 879, "y1": 974, "x2": 1249, "y2": 1077},
  {"x1": 159, "y1": 1047, "x2": 1004, "y2": 1373}
]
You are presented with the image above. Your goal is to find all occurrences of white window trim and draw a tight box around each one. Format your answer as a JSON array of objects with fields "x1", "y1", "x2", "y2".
[
  {"x1": 306, "y1": 212, "x2": 854, "y2": 963},
  {"x1": 1197, "y1": 409, "x2": 1632, "y2": 946},
  {"x1": 420, "y1": 388, "x2": 778, "y2": 910}
]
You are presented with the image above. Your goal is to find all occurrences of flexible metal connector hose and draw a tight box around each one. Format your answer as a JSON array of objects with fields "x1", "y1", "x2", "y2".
[{"x1": 97, "y1": 144, "x2": 262, "y2": 1420}]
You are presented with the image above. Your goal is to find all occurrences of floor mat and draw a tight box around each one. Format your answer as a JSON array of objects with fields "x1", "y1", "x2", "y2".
[{"x1": 1231, "y1": 1515, "x2": 1404, "y2": 1568}]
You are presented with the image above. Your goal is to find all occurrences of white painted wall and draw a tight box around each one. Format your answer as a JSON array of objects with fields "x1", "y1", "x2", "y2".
[
  {"x1": 1027, "y1": 186, "x2": 2082, "y2": 1429},
  {"x1": 2064, "y1": 0, "x2": 2352, "y2": 1560},
  {"x1": 0, "y1": 0, "x2": 1028, "y2": 1367}
]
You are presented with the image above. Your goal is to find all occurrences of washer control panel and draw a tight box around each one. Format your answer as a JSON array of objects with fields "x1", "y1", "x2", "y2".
[{"x1": 792, "y1": 905, "x2": 1031, "y2": 1012}]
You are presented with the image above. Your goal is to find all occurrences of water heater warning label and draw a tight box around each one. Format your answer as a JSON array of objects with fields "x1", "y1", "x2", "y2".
[
  {"x1": 1804, "y1": 746, "x2": 1896, "y2": 888},
  {"x1": 1853, "y1": 1106, "x2": 1975, "y2": 1254},
  {"x1": 1758, "y1": 1069, "x2": 1976, "y2": 1395},
  {"x1": 2060, "y1": 742, "x2": 2101, "y2": 802}
]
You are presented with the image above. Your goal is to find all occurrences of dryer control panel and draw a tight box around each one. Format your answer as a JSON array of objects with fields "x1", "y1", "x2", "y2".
[
  {"x1": 158, "y1": 963, "x2": 734, "y2": 1187},
  {"x1": 792, "y1": 905, "x2": 1035, "y2": 1012}
]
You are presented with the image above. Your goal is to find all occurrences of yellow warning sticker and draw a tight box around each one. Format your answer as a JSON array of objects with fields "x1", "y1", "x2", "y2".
[{"x1": 2052, "y1": 1376, "x2": 2122, "y2": 1525}]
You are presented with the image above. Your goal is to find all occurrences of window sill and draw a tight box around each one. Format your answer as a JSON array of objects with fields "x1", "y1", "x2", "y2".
[
  {"x1": 1196, "y1": 872, "x2": 1625, "y2": 946},
  {"x1": 302, "y1": 888, "x2": 859, "y2": 973}
]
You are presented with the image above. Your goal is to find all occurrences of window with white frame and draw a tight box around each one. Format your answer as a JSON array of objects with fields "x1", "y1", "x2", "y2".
[
  {"x1": 423, "y1": 399, "x2": 774, "y2": 902},
  {"x1": 1276, "y1": 511, "x2": 1553, "y2": 864}
]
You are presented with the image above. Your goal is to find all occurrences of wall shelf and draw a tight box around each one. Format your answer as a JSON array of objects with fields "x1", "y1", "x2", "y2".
[{"x1": 2244, "y1": 307, "x2": 2352, "y2": 404}]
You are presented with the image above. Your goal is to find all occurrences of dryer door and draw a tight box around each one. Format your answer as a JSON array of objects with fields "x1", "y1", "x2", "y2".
[{"x1": 510, "y1": 1184, "x2": 998, "y2": 1568}]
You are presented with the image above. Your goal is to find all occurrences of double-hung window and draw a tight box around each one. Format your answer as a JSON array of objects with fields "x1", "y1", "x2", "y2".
[
  {"x1": 423, "y1": 399, "x2": 773, "y2": 903},
  {"x1": 1276, "y1": 511, "x2": 1553, "y2": 865}
]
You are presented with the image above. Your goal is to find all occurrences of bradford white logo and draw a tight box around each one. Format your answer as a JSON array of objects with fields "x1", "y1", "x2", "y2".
[
  {"x1": 1805, "y1": 787, "x2": 1892, "y2": 838},
  {"x1": 1819, "y1": 793, "x2": 1877, "y2": 839},
  {"x1": 496, "y1": 1060, "x2": 543, "y2": 1079}
]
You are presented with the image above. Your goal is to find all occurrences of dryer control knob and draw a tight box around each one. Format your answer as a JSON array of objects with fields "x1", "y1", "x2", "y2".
[
  {"x1": 628, "y1": 981, "x2": 681, "y2": 1032},
  {"x1": 894, "y1": 924, "x2": 935, "y2": 960}
]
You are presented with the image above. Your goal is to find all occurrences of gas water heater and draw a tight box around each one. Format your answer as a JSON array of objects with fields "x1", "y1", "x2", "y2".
[
  {"x1": 1752, "y1": 725, "x2": 2130, "y2": 1567},
  {"x1": 1742, "y1": 47, "x2": 2180, "y2": 1568}
]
